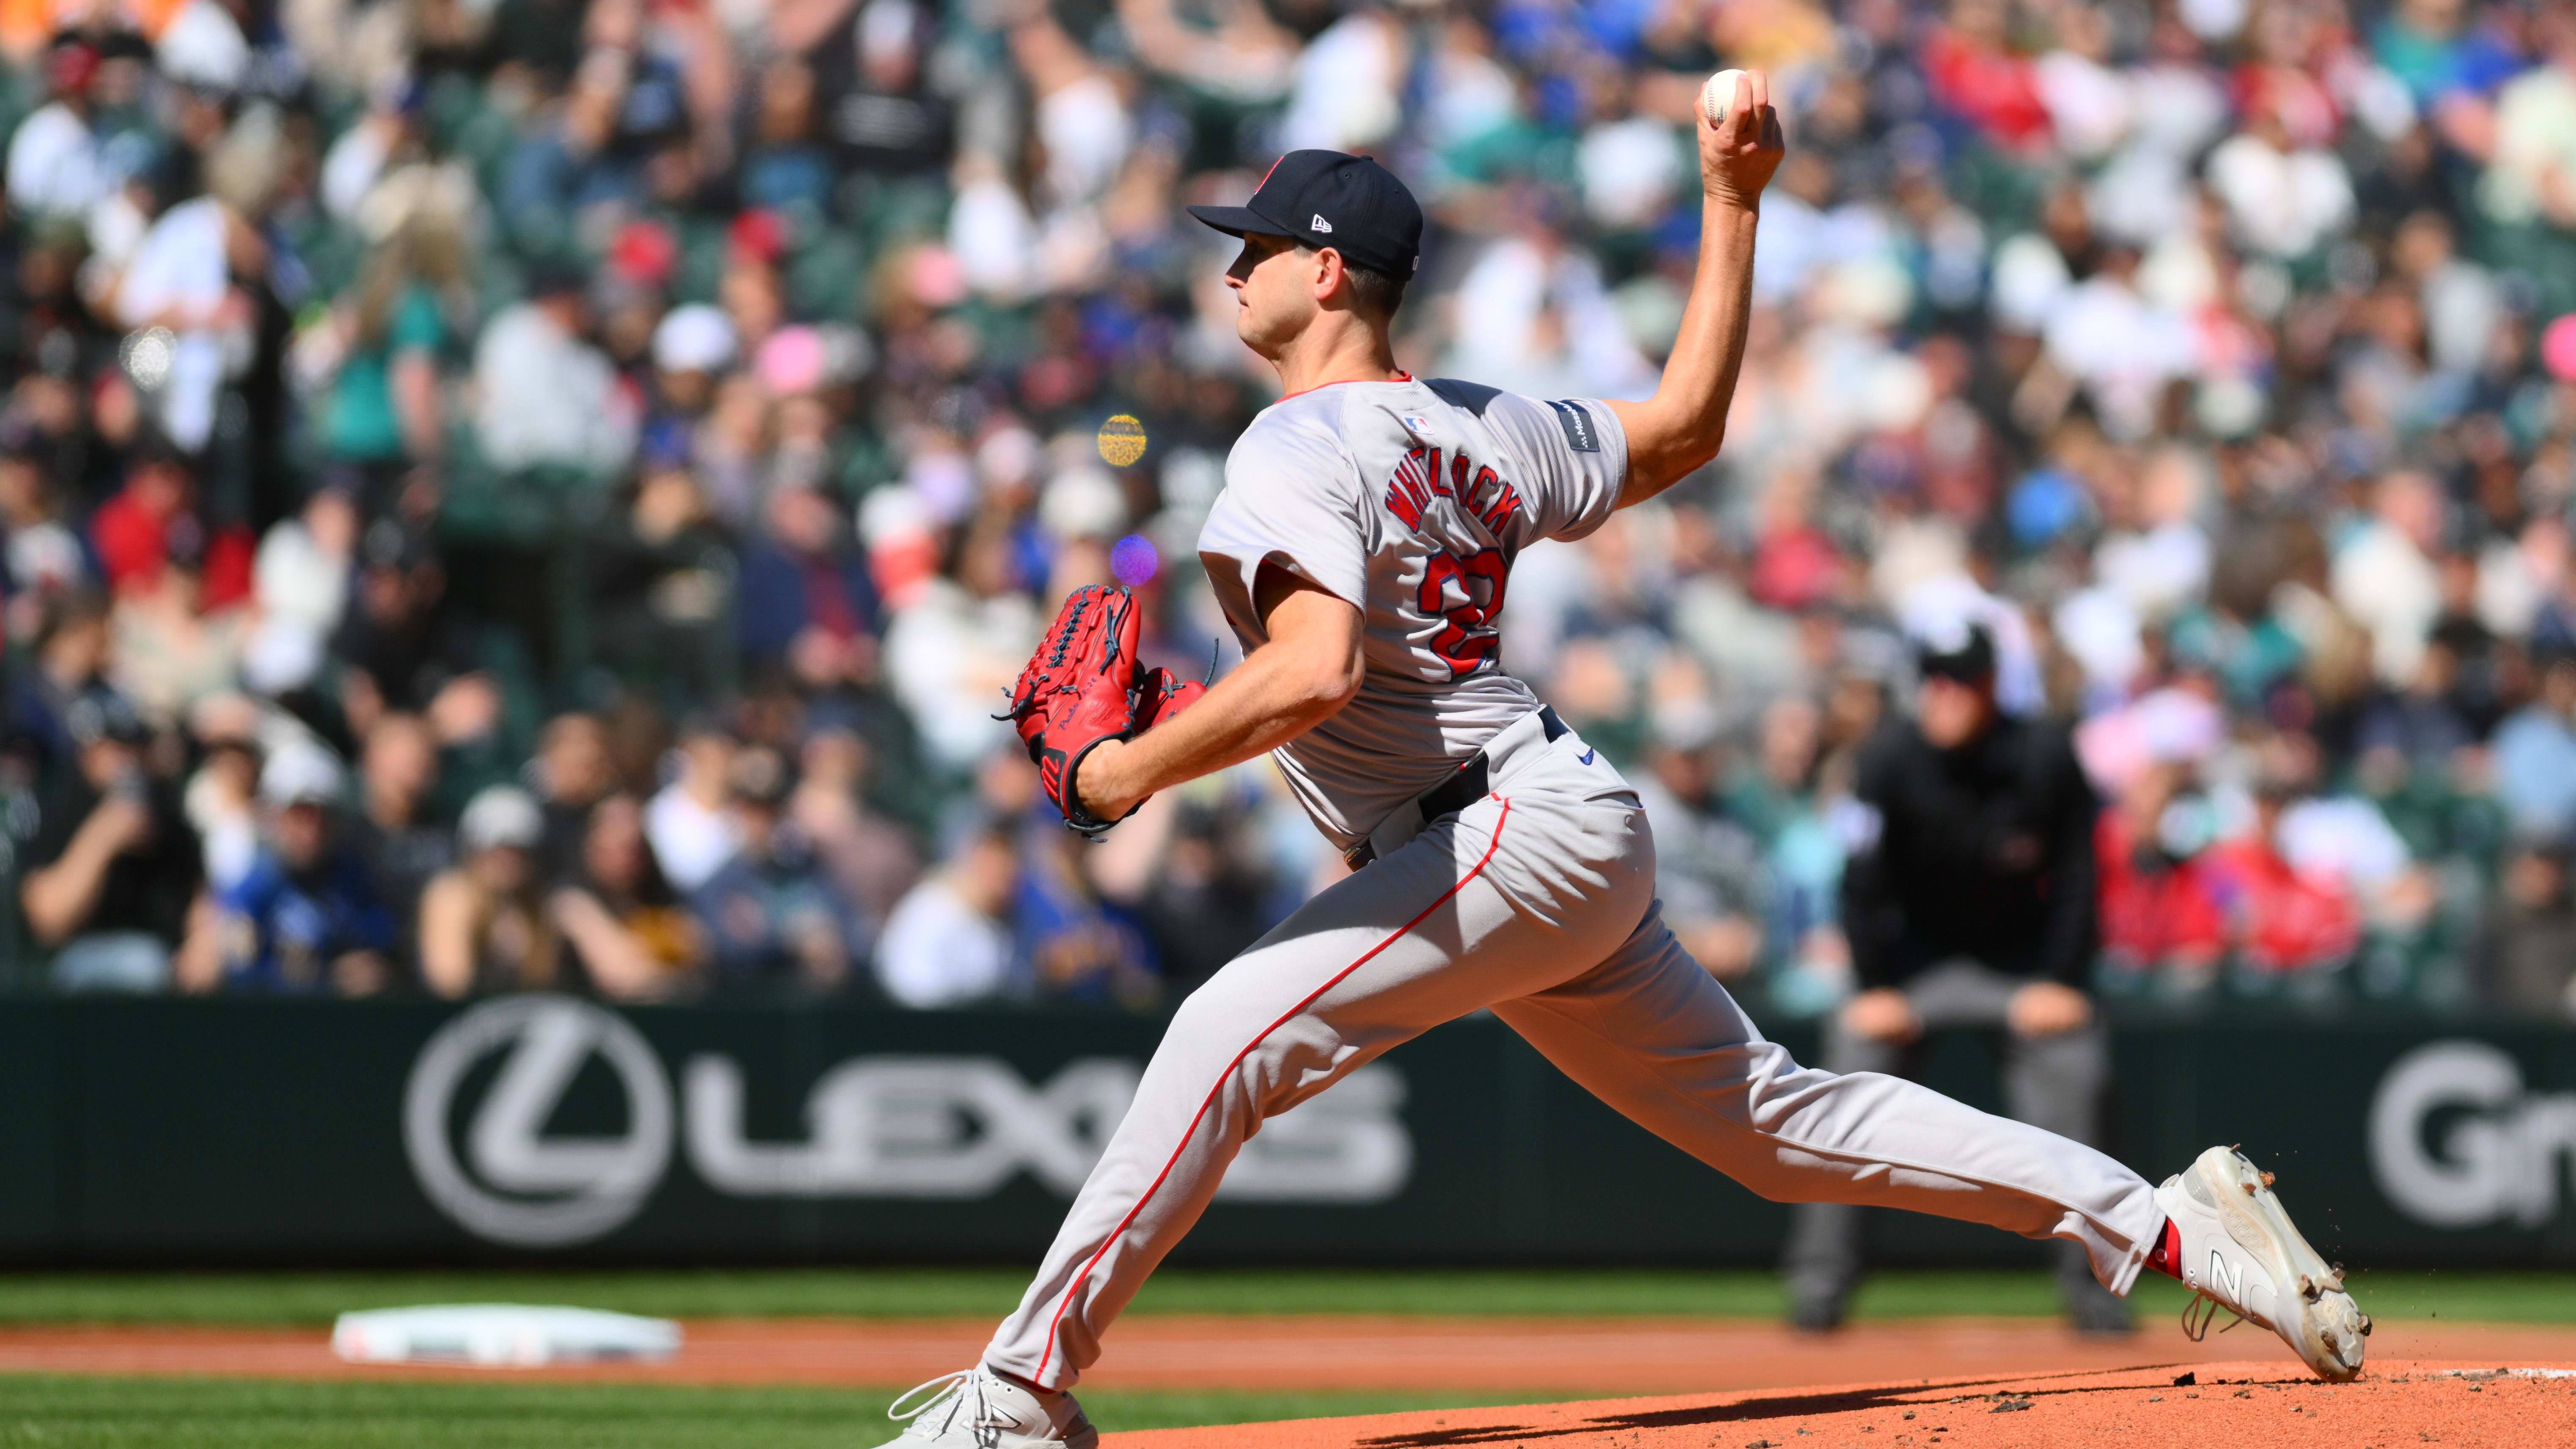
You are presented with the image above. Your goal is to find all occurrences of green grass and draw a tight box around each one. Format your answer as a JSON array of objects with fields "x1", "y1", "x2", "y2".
[
  {"x1": 0, "y1": 1267, "x2": 2033, "y2": 1325},
  {"x1": 0, "y1": 1375, "x2": 1527, "y2": 1447},
  {"x1": 0, "y1": 1265, "x2": 2556, "y2": 1328},
  {"x1": 0, "y1": 1268, "x2": 2562, "y2": 1446},
  {"x1": 2336, "y1": 1269, "x2": 2576, "y2": 1326}
]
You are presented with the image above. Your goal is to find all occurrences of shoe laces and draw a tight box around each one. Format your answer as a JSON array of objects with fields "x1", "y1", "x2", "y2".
[
  {"x1": 2179, "y1": 1292, "x2": 2245, "y2": 1342},
  {"x1": 889, "y1": 1370, "x2": 1008, "y2": 1446}
]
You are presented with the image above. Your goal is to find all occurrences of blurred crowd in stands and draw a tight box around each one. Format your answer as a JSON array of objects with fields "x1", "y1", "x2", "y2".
[{"x1": 3, "y1": 0, "x2": 2575, "y2": 1016}]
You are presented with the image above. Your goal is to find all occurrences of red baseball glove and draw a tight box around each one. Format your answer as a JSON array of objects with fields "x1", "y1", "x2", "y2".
[
  {"x1": 1134, "y1": 666, "x2": 1208, "y2": 732},
  {"x1": 1005, "y1": 585, "x2": 1206, "y2": 837}
]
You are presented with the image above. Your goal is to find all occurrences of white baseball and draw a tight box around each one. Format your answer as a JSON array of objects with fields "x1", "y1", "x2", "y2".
[{"x1": 1700, "y1": 68, "x2": 1745, "y2": 127}]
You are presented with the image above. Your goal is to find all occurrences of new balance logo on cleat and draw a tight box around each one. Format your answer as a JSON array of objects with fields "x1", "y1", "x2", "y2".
[{"x1": 2207, "y1": 1248, "x2": 2244, "y2": 1303}]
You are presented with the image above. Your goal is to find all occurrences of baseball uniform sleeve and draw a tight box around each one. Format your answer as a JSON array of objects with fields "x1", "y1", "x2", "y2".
[
  {"x1": 1486, "y1": 392, "x2": 1629, "y2": 544},
  {"x1": 1199, "y1": 415, "x2": 1371, "y2": 609}
]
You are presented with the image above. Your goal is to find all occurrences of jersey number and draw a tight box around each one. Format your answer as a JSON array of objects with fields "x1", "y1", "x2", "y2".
[{"x1": 1420, "y1": 548, "x2": 1508, "y2": 678}]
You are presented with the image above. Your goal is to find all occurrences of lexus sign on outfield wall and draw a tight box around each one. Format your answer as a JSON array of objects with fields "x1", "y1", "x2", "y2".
[
  {"x1": 401, "y1": 996, "x2": 1416, "y2": 1248},
  {"x1": 14, "y1": 996, "x2": 2572, "y2": 1265}
]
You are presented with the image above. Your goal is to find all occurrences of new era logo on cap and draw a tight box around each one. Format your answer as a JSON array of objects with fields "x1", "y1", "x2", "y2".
[{"x1": 1185, "y1": 151, "x2": 1423, "y2": 280}]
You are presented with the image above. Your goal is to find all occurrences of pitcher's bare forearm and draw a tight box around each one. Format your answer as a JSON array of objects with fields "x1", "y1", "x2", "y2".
[
  {"x1": 1607, "y1": 68, "x2": 1785, "y2": 503},
  {"x1": 1076, "y1": 579, "x2": 1363, "y2": 820},
  {"x1": 1608, "y1": 201, "x2": 1760, "y2": 500}
]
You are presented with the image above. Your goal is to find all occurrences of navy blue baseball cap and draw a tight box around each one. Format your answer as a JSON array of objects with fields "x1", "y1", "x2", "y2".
[{"x1": 1187, "y1": 150, "x2": 1423, "y2": 278}]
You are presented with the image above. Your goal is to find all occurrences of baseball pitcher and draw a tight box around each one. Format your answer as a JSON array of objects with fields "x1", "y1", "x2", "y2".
[{"x1": 882, "y1": 71, "x2": 2367, "y2": 1449}]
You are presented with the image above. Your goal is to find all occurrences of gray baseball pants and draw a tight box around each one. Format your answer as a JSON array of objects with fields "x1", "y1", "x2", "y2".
[
  {"x1": 1780, "y1": 960, "x2": 2121, "y2": 1320},
  {"x1": 984, "y1": 712, "x2": 2166, "y2": 1389}
]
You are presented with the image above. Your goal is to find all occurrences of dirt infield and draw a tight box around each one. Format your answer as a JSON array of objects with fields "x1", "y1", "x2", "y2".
[
  {"x1": 1110, "y1": 1361, "x2": 2574, "y2": 1448},
  {"x1": 0, "y1": 1316, "x2": 2570, "y2": 1398}
]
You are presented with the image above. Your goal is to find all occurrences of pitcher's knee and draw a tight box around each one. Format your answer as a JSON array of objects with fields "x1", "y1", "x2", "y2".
[
  {"x1": 1730, "y1": 1039, "x2": 1843, "y2": 1114},
  {"x1": 1162, "y1": 974, "x2": 1290, "y2": 1060},
  {"x1": 1162, "y1": 991, "x2": 1342, "y2": 1120}
]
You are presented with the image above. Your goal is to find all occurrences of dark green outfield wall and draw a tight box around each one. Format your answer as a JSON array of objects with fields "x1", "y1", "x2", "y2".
[{"x1": 3, "y1": 995, "x2": 2571, "y2": 1266}]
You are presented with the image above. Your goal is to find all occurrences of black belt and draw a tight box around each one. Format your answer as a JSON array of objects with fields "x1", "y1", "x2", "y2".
[{"x1": 1345, "y1": 707, "x2": 1567, "y2": 870}]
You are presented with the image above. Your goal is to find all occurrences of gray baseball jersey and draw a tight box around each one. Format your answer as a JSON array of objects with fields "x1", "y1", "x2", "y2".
[
  {"x1": 1196, "y1": 374, "x2": 1629, "y2": 851},
  {"x1": 966, "y1": 372, "x2": 2168, "y2": 1411}
]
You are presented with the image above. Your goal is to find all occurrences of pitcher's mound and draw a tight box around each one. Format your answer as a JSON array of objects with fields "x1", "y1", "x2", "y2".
[{"x1": 1108, "y1": 1361, "x2": 2569, "y2": 1448}]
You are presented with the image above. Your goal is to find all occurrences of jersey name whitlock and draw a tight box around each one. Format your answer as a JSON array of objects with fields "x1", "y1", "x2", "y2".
[{"x1": 1381, "y1": 444, "x2": 1523, "y2": 536}]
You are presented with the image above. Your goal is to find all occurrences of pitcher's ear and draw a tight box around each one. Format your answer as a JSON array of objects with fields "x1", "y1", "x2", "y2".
[{"x1": 1312, "y1": 245, "x2": 1348, "y2": 303}]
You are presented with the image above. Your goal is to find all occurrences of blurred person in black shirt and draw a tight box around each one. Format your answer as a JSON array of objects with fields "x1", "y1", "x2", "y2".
[
  {"x1": 796, "y1": 0, "x2": 954, "y2": 176},
  {"x1": 330, "y1": 520, "x2": 484, "y2": 725},
  {"x1": 1784, "y1": 622, "x2": 2118, "y2": 1333},
  {"x1": 18, "y1": 693, "x2": 206, "y2": 990},
  {"x1": 530, "y1": 711, "x2": 617, "y2": 878},
  {"x1": 5, "y1": 590, "x2": 113, "y2": 785},
  {"x1": 1133, "y1": 802, "x2": 1272, "y2": 996},
  {"x1": 347, "y1": 713, "x2": 455, "y2": 976}
]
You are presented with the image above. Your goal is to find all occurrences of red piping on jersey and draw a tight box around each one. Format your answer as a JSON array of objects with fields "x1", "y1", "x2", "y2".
[
  {"x1": 1031, "y1": 795, "x2": 1513, "y2": 1384},
  {"x1": 1275, "y1": 369, "x2": 1412, "y2": 404}
]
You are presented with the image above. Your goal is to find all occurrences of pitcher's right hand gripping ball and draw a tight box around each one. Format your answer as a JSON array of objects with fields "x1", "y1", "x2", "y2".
[{"x1": 1005, "y1": 584, "x2": 1206, "y2": 837}]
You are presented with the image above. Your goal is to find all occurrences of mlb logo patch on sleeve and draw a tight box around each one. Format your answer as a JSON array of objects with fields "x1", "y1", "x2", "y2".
[{"x1": 1545, "y1": 400, "x2": 1599, "y2": 452}]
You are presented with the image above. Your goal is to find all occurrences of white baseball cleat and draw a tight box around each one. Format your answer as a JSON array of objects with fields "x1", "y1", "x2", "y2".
[
  {"x1": 2154, "y1": 1144, "x2": 2371, "y2": 1382},
  {"x1": 873, "y1": 1367, "x2": 1100, "y2": 1448}
]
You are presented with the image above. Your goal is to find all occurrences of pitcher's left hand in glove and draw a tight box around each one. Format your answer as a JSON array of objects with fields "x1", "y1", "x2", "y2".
[{"x1": 1005, "y1": 584, "x2": 1206, "y2": 836}]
